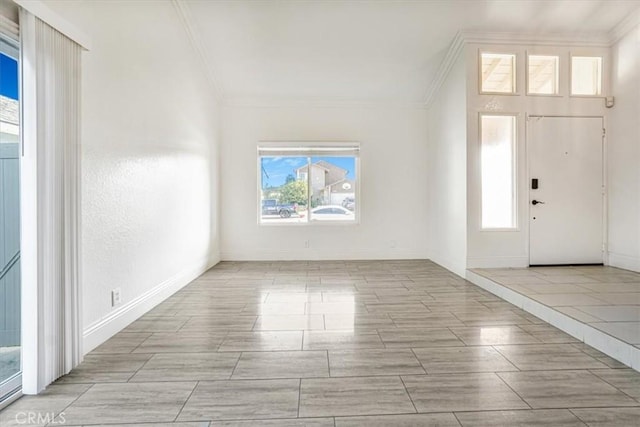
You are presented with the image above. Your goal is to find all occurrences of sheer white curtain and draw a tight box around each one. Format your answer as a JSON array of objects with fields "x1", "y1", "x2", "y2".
[{"x1": 20, "y1": 8, "x2": 82, "y2": 393}]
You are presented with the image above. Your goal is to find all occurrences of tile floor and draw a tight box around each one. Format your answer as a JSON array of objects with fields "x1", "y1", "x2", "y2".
[
  {"x1": 473, "y1": 266, "x2": 640, "y2": 347},
  {"x1": 1, "y1": 260, "x2": 640, "y2": 426}
]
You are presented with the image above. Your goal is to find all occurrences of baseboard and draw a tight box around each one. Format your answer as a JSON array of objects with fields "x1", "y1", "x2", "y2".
[
  {"x1": 467, "y1": 255, "x2": 529, "y2": 269},
  {"x1": 220, "y1": 248, "x2": 428, "y2": 262},
  {"x1": 82, "y1": 253, "x2": 220, "y2": 354},
  {"x1": 466, "y1": 269, "x2": 640, "y2": 371},
  {"x1": 607, "y1": 252, "x2": 640, "y2": 273}
]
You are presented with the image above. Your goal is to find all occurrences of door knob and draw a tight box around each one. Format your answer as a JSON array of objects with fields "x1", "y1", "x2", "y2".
[{"x1": 532, "y1": 200, "x2": 545, "y2": 206}]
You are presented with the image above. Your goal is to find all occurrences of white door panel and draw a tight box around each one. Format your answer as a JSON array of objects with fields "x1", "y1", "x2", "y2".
[{"x1": 528, "y1": 117, "x2": 604, "y2": 265}]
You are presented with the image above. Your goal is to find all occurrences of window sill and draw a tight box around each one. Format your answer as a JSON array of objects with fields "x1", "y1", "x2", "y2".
[
  {"x1": 479, "y1": 91, "x2": 520, "y2": 96},
  {"x1": 569, "y1": 94, "x2": 603, "y2": 99},
  {"x1": 526, "y1": 93, "x2": 563, "y2": 97}
]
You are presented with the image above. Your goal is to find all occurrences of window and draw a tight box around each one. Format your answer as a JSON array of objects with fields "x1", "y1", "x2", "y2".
[
  {"x1": 480, "y1": 115, "x2": 516, "y2": 229},
  {"x1": 0, "y1": 37, "x2": 21, "y2": 402},
  {"x1": 258, "y1": 145, "x2": 359, "y2": 224},
  {"x1": 571, "y1": 56, "x2": 602, "y2": 96},
  {"x1": 480, "y1": 53, "x2": 516, "y2": 94},
  {"x1": 528, "y1": 55, "x2": 559, "y2": 95}
]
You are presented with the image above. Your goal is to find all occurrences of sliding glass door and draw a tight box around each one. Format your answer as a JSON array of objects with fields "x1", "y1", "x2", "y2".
[{"x1": 0, "y1": 36, "x2": 21, "y2": 403}]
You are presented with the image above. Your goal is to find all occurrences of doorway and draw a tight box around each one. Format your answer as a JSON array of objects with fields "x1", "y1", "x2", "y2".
[
  {"x1": 0, "y1": 38, "x2": 21, "y2": 403},
  {"x1": 528, "y1": 116, "x2": 604, "y2": 265}
]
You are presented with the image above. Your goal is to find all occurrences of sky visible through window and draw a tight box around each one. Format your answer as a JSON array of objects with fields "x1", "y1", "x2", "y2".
[
  {"x1": 261, "y1": 156, "x2": 356, "y2": 189},
  {"x1": 0, "y1": 53, "x2": 19, "y2": 100}
]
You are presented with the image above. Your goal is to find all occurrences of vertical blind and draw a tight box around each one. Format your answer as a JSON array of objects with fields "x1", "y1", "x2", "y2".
[{"x1": 20, "y1": 9, "x2": 82, "y2": 391}]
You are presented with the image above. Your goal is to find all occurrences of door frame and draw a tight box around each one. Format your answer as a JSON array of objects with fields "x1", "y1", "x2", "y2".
[{"x1": 525, "y1": 114, "x2": 608, "y2": 266}]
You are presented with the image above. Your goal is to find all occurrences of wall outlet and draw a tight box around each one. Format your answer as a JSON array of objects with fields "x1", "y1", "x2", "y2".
[
  {"x1": 111, "y1": 288, "x2": 122, "y2": 307},
  {"x1": 304, "y1": 240, "x2": 310, "y2": 248}
]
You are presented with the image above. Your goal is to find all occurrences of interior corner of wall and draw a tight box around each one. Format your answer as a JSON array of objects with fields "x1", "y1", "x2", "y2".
[
  {"x1": 607, "y1": 251, "x2": 640, "y2": 273},
  {"x1": 429, "y1": 251, "x2": 467, "y2": 279},
  {"x1": 209, "y1": 250, "x2": 221, "y2": 268},
  {"x1": 81, "y1": 255, "x2": 213, "y2": 354}
]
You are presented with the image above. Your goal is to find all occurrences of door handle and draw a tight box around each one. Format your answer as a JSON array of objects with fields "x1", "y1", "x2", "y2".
[{"x1": 532, "y1": 200, "x2": 545, "y2": 206}]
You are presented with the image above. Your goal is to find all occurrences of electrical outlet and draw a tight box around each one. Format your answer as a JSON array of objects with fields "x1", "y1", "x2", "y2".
[
  {"x1": 111, "y1": 288, "x2": 122, "y2": 307},
  {"x1": 304, "y1": 240, "x2": 310, "y2": 248}
]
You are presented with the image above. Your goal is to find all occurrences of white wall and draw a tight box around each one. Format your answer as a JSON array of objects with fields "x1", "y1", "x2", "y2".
[
  {"x1": 464, "y1": 43, "x2": 609, "y2": 269},
  {"x1": 45, "y1": 0, "x2": 221, "y2": 352},
  {"x1": 220, "y1": 104, "x2": 429, "y2": 260},
  {"x1": 426, "y1": 53, "x2": 468, "y2": 277},
  {"x1": 609, "y1": 22, "x2": 640, "y2": 272}
]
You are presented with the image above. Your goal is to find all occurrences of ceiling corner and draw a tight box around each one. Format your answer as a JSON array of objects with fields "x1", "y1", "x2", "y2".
[
  {"x1": 423, "y1": 31, "x2": 466, "y2": 108},
  {"x1": 608, "y1": 6, "x2": 640, "y2": 45},
  {"x1": 171, "y1": 0, "x2": 224, "y2": 102}
]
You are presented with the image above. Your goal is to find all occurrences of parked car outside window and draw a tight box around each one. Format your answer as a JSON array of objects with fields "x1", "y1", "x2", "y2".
[{"x1": 310, "y1": 205, "x2": 354, "y2": 221}]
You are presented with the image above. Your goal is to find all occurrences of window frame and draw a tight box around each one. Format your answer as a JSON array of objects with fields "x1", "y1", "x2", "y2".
[
  {"x1": 257, "y1": 142, "x2": 360, "y2": 226},
  {"x1": 479, "y1": 113, "x2": 518, "y2": 231},
  {"x1": 478, "y1": 51, "x2": 518, "y2": 95}
]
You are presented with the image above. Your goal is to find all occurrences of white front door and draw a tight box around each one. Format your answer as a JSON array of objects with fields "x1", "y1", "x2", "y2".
[{"x1": 528, "y1": 116, "x2": 604, "y2": 265}]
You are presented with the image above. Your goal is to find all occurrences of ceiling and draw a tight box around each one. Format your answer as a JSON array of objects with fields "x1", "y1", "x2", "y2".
[{"x1": 182, "y1": 0, "x2": 640, "y2": 104}]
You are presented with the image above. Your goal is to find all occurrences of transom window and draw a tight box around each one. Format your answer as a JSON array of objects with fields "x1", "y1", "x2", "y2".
[
  {"x1": 479, "y1": 51, "x2": 606, "y2": 98},
  {"x1": 571, "y1": 56, "x2": 602, "y2": 96},
  {"x1": 480, "y1": 52, "x2": 516, "y2": 94},
  {"x1": 528, "y1": 55, "x2": 559, "y2": 95},
  {"x1": 258, "y1": 144, "x2": 359, "y2": 224}
]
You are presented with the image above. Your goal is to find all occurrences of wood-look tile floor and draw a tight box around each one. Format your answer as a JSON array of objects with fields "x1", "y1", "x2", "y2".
[
  {"x1": 2, "y1": 260, "x2": 640, "y2": 426},
  {"x1": 473, "y1": 266, "x2": 640, "y2": 347}
]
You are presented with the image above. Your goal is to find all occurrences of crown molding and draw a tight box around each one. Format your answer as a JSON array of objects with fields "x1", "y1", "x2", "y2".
[
  {"x1": 457, "y1": 30, "x2": 610, "y2": 48},
  {"x1": 609, "y1": 7, "x2": 640, "y2": 45},
  {"x1": 172, "y1": 0, "x2": 223, "y2": 102},
  {"x1": 423, "y1": 30, "x2": 614, "y2": 108},
  {"x1": 223, "y1": 95, "x2": 427, "y2": 110},
  {"x1": 422, "y1": 31, "x2": 466, "y2": 108}
]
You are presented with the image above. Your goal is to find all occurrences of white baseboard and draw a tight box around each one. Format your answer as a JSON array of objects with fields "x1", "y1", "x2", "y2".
[
  {"x1": 467, "y1": 255, "x2": 529, "y2": 269},
  {"x1": 466, "y1": 270, "x2": 640, "y2": 371},
  {"x1": 220, "y1": 248, "x2": 428, "y2": 262},
  {"x1": 82, "y1": 253, "x2": 220, "y2": 354},
  {"x1": 608, "y1": 252, "x2": 640, "y2": 273}
]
